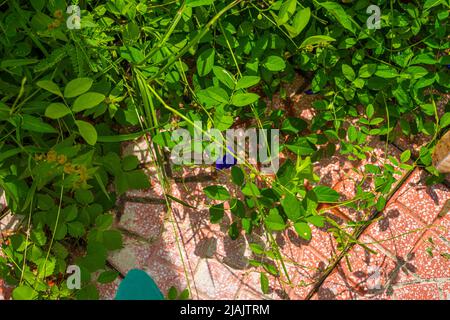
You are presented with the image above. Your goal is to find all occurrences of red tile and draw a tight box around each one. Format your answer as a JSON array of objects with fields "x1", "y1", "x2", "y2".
[
  {"x1": 118, "y1": 202, "x2": 165, "y2": 240},
  {"x1": 396, "y1": 169, "x2": 450, "y2": 224},
  {"x1": 441, "y1": 282, "x2": 450, "y2": 300},
  {"x1": 392, "y1": 282, "x2": 440, "y2": 300},
  {"x1": 406, "y1": 233, "x2": 450, "y2": 280},
  {"x1": 313, "y1": 270, "x2": 359, "y2": 300},
  {"x1": 365, "y1": 202, "x2": 425, "y2": 257},
  {"x1": 338, "y1": 241, "x2": 397, "y2": 296}
]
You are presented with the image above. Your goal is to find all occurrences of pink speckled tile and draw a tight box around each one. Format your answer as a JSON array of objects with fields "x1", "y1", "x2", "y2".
[
  {"x1": 0, "y1": 278, "x2": 12, "y2": 300},
  {"x1": 337, "y1": 242, "x2": 397, "y2": 297},
  {"x1": 97, "y1": 275, "x2": 122, "y2": 300},
  {"x1": 171, "y1": 165, "x2": 214, "y2": 179},
  {"x1": 121, "y1": 136, "x2": 153, "y2": 164},
  {"x1": 312, "y1": 270, "x2": 359, "y2": 300},
  {"x1": 118, "y1": 202, "x2": 165, "y2": 240},
  {"x1": 441, "y1": 282, "x2": 450, "y2": 300},
  {"x1": 193, "y1": 258, "x2": 245, "y2": 300},
  {"x1": 107, "y1": 235, "x2": 154, "y2": 275},
  {"x1": 364, "y1": 202, "x2": 426, "y2": 258},
  {"x1": 145, "y1": 256, "x2": 189, "y2": 297},
  {"x1": 396, "y1": 169, "x2": 450, "y2": 225},
  {"x1": 392, "y1": 282, "x2": 440, "y2": 300},
  {"x1": 406, "y1": 233, "x2": 450, "y2": 280}
]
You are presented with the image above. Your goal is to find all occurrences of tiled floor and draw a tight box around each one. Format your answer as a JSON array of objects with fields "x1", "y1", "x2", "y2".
[{"x1": 94, "y1": 80, "x2": 450, "y2": 300}]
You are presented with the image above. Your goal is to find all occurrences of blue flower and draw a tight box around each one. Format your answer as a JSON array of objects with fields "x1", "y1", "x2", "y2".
[
  {"x1": 304, "y1": 89, "x2": 314, "y2": 95},
  {"x1": 215, "y1": 146, "x2": 237, "y2": 170}
]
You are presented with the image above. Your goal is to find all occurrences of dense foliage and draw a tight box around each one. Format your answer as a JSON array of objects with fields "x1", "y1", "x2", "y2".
[{"x1": 0, "y1": 0, "x2": 448, "y2": 299}]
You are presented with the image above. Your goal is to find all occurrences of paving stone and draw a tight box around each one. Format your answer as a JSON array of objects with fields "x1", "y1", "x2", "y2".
[
  {"x1": 97, "y1": 276, "x2": 122, "y2": 300},
  {"x1": 337, "y1": 241, "x2": 397, "y2": 296},
  {"x1": 365, "y1": 202, "x2": 425, "y2": 258},
  {"x1": 0, "y1": 278, "x2": 12, "y2": 300},
  {"x1": 118, "y1": 202, "x2": 165, "y2": 240},
  {"x1": 107, "y1": 235, "x2": 153, "y2": 275},
  {"x1": 441, "y1": 282, "x2": 450, "y2": 300},
  {"x1": 392, "y1": 282, "x2": 440, "y2": 300},
  {"x1": 406, "y1": 232, "x2": 450, "y2": 280},
  {"x1": 145, "y1": 256, "x2": 189, "y2": 297},
  {"x1": 122, "y1": 136, "x2": 153, "y2": 164},
  {"x1": 193, "y1": 258, "x2": 244, "y2": 299},
  {"x1": 396, "y1": 169, "x2": 450, "y2": 225},
  {"x1": 312, "y1": 270, "x2": 358, "y2": 300}
]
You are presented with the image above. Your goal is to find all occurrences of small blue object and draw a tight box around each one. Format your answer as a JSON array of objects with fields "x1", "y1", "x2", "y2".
[
  {"x1": 215, "y1": 146, "x2": 237, "y2": 170},
  {"x1": 115, "y1": 269, "x2": 164, "y2": 300},
  {"x1": 304, "y1": 89, "x2": 314, "y2": 95}
]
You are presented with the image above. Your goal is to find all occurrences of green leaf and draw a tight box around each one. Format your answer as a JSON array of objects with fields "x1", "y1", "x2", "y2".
[
  {"x1": 342, "y1": 64, "x2": 355, "y2": 81},
  {"x1": 300, "y1": 35, "x2": 335, "y2": 48},
  {"x1": 263, "y1": 56, "x2": 286, "y2": 72},
  {"x1": 103, "y1": 230, "x2": 123, "y2": 250},
  {"x1": 277, "y1": 0, "x2": 296, "y2": 25},
  {"x1": 289, "y1": 7, "x2": 310, "y2": 37},
  {"x1": 231, "y1": 166, "x2": 244, "y2": 186},
  {"x1": 212, "y1": 66, "x2": 235, "y2": 89},
  {"x1": 167, "y1": 286, "x2": 178, "y2": 300},
  {"x1": 96, "y1": 214, "x2": 113, "y2": 230},
  {"x1": 209, "y1": 203, "x2": 224, "y2": 223},
  {"x1": 21, "y1": 114, "x2": 57, "y2": 133},
  {"x1": 366, "y1": 104, "x2": 374, "y2": 119},
  {"x1": 400, "y1": 150, "x2": 411, "y2": 163},
  {"x1": 76, "y1": 284, "x2": 99, "y2": 300},
  {"x1": 67, "y1": 221, "x2": 85, "y2": 237},
  {"x1": 294, "y1": 222, "x2": 311, "y2": 240},
  {"x1": 260, "y1": 272, "x2": 269, "y2": 294},
  {"x1": 197, "y1": 48, "x2": 215, "y2": 76},
  {"x1": 72, "y1": 92, "x2": 105, "y2": 112},
  {"x1": 119, "y1": 46, "x2": 145, "y2": 64},
  {"x1": 440, "y1": 113, "x2": 450, "y2": 128},
  {"x1": 231, "y1": 93, "x2": 259, "y2": 106},
  {"x1": 37, "y1": 80, "x2": 62, "y2": 97},
  {"x1": 306, "y1": 215, "x2": 325, "y2": 228},
  {"x1": 75, "y1": 120, "x2": 97, "y2": 145},
  {"x1": 281, "y1": 194, "x2": 303, "y2": 221},
  {"x1": 186, "y1": 0, "x2": 213, "y2": 7},
  {"x1": 98, "y1": 270, "x2": 119, "y2": 284},
  {"x1": 37, "y1": 257, "x2": 55, "y2": 278},
  {"x1": 122, "y1": 155, "x2": 140, "y2": 171},
  {"x1": 12, "y1": 286, "x2": 38, "y2": 300},
  {"x1": 265, "y1": 208, "x2": 286, "y2": 231},
  {"x1": 241, "y1": 182, "x2": 260, "y2": 197},
  {"x1": 64, "y1": 78, "x2": 93, "y2": 98},
  {"x1": 45, "y1": 103, "x2": 71, "y2": 119},
  {"x1": 347, "y1": 126, "x2": 357, "y2": 142},
  {"x1": 235, "y1": 76, "x2": 261, "y2": 90},
  {"x1": 358, "y1": 64, "x2": 377, "y2": 78},
  {"x1": 423, "y1": 0, "x2": 444, "y2": 10},
  {"x1": 203, "y1": 185, "x2": 230, "y2": 200},
  {"x1": 312, "y1": 186, "x2": 340, "y2": 203},
  {"x1": 318, "y1": 2, "x2": 356, "y2": 33},
  {"x1": 375, "y1": 65, "x2": 398, "y2": 79}
]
